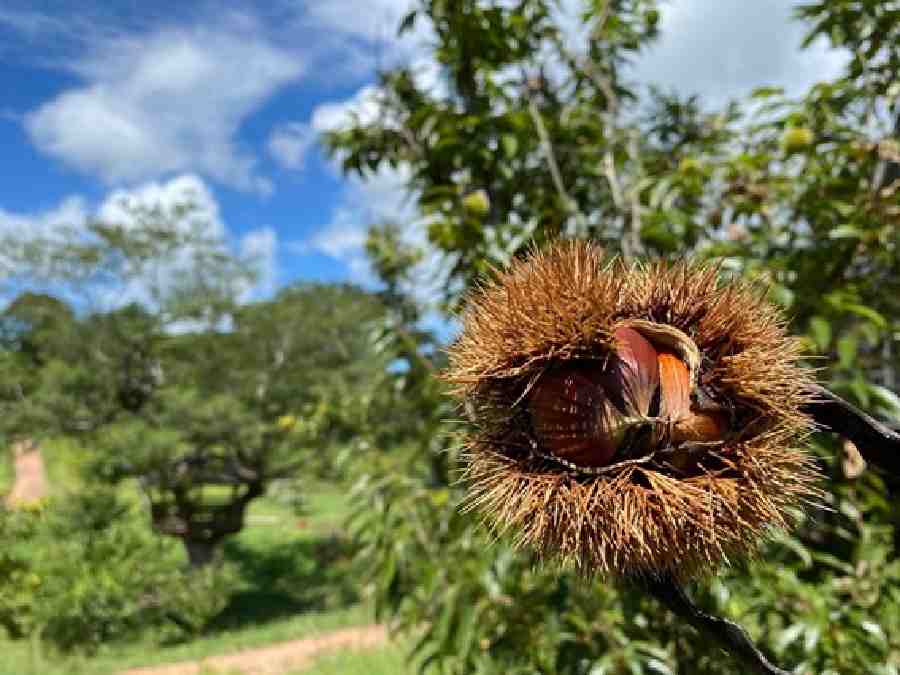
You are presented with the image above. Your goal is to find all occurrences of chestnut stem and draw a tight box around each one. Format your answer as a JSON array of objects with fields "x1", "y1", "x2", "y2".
[
  {"x1": 803, "y1": 384, "x2": 900, "y2": 474},
  {"x1": 642, "y1": 574, "x2": 790, "y2": 675},
  {"x1": 640, "y1": 384, "x2": 900, "y2": 674}
]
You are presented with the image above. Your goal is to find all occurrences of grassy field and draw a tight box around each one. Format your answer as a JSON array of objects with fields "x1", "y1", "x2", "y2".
[
  {"x1": 298, "y1": 640, "x2": 412, "y2": 675},
  {"x1": 0, "y1": 605, "x2": 383, "y2": 675},
  {"x1": 0, "y1": 442, "x2": 413, "y2": 675},
  {"x1": 0, "y1": 449, "x2": 10, "y2": 494}
]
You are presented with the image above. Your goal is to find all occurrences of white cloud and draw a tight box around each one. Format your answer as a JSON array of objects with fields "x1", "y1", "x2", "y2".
[
  {"x1": 240, "y1": 227, "x2": 279, "y2": 300},
  {"x1": 302, "y1": 0, "x2": 424, "y2": 77},
  {"x1": 311, "y1": 85, "x2": 385, "y2": 134},
  {"x1": 630, "y1": 0, "x2": 847, "y2": 107},
  {"x1": 295, "y1": 159, "x2": 448, "y2": 314},
  {"x1": 267, "y1": 122, "x2": 316, "y2": 171},
  {"x1": 309, "y1": 56, "x2": 447, "y2": 137},
  {"x1": 1, "y1": 175, "x2": 277, "y2": 311},
  {"x1": 295, "y1": 166, "x2": 413, "y2": 284},
  {"x1": 302, "y1": 212, "x2": 368, "y2": 260},
  {"x1": 0, "y1": 7, "x2": 73, "y2": 41},
  {"x1": 305, "y1": 0, "x2": 415, "y2": 44},
  {"x1": 96, "y1": 175, "x2": 282, "y2": 308},
  {"x1": 0, "y1": 195, "x2": 88, "y2": 240},
  {"x1": 8, "y1": 2, "x2": 435, "y2": 197},
  {"x1": 97, "y1": 174, "x2": 225, "y2": 237},
  {"x1": 25, "y1": 23, "x2": 303, "y2": 193}
]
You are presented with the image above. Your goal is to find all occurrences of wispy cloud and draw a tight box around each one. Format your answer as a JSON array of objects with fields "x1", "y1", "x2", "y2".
[
  {"x1": 2, "y1": 1, "x2": 432, "y2": 195},
  {"x1": 294, "y1": 167, "x2": 411, "y2": 278},
  {"x1": 24, "y1": 19, "x2": 303, "y2": 194},
  {"x1": 629, "y1": 0, "x2": 847, "y2": 107},
  {"x1": 1, "y1": 174, "x2": 278, "y2": 310},
  {"x1": 267, "y1": 122, "x2": 316, "y2": 171}
]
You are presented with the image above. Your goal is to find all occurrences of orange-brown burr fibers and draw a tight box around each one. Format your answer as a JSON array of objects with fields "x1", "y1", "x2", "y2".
[{"x1": 445, "y1": 241, "x2": 821, "y2": 578}]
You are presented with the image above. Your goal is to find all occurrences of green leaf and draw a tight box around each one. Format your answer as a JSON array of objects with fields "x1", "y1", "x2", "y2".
[
  {"x1": 398, "y1": 10, "x2": 417, "y2": 35},
  {"x1": 871, "y1": 385, "x2": 900, "y2": 419},
  {"x1": 837, "y1": 334, "x2": 858, "y2": 368},
  {"x1": 750, "y1": 86, "x2": 786, "y2": 99},
  {"x1": 828, "y1": 224, "x2": 862, "y2": 239},
  {"x1": 776, "y1": 623, "x2": 805, "y2": 651},
  {"x1": 860, "y1": 620, "x2": 887, "y2": 646},
  {"x1": 770, "y1": 284, "x2": 795, "y2": 308},
  {"x1": 811, "y1": 551, "x2": 855, "y2": 575},
  {"x1": 501, "y1": 134, "x2": 519, "y2": 158},
  {"x1": 843, "y1": 303, "x2": 887, "y2": 329},
  {"x1": 809, "y1": 316, "x2": 832, "y2": 351}
]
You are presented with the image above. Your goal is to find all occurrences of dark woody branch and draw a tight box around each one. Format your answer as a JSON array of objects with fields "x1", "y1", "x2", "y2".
[
  {"x1": 642, "y1": 574, "x2": 789, "y2": 675},
  {"x1": 803, "y1": 384, "x2": 900, "y2": 474},
  {"x1": 644, "y1": 383, "x2": 899, "y2": 674}
]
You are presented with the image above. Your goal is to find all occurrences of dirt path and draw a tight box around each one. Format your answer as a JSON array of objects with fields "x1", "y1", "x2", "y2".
[
  {"x1": 119, "y1": 624, "x2": 388, "y2": 675},
  {"x1": 5, "y1": 440, "x2": 47, "y2": 507}
]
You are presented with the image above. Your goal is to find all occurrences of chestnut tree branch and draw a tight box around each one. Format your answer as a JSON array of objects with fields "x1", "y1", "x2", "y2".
[
  {"x1": 803, "y1": 383, "x2": 900, "y2": 474},
  {"x1": 640, "y1": 383, "x2": 899, "y2": 674},
  {"x1": 642, "y1": 573, "x2": 790, "y2": 675}
]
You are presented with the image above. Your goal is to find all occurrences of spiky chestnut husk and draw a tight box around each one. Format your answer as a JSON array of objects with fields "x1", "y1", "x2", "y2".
[{"x1": 444, "y1": 241, "x2": 821, "y2": 580}]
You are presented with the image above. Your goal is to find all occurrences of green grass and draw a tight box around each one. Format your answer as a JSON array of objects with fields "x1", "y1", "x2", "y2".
[
  {"x1": 0, "y1": 622, "x2": 415, "y2": 675},
  {"x1": 0, "y1": 605, "x2": 380, "y2": 675},
  {"x1": 0, "y1": 448, "x2": 11, "y2": 494},
  {"x1": 297, "y1": 638, "x2": 414, "y2": 675},
  {"x1": 40, "y1": 436, "x2": 87, "y2": 494},
  {"x1": 212, "y1": 485, "x2": 361, "y2": 632}
]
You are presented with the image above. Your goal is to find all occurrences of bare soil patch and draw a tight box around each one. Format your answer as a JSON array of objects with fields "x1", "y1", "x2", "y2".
[
  {"x1": 5, "y1": 440, "x2": 47, "y2": 507},
  {"x1": 119, "y1": 624, "x2": 387, "y2": 675}
]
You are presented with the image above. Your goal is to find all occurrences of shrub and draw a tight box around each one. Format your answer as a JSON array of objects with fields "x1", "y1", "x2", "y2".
[{"x1": 0, "y1": 488, "x2": 236, "y2": 652}]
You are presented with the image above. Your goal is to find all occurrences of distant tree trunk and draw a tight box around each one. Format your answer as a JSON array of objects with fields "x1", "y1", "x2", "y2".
[
  {"x1": 183, "y1": 538, "x2": 218, "y2": 568},
  {"x1": 148, "y1": 478, "x2": 265, "y2": 567}
]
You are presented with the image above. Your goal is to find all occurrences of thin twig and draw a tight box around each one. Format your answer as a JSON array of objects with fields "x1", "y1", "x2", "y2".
[
  {"x1": 602, "y1": 149, "x2": 631, "y2": 259},
  {"x1": 527, "y1": 97, "x2": 586, "y2": 231},
  {"x1": 602, "y1": 151, "x2": 625, "y2": 212},
  {"x1": 626, "y1": 129, "x2": 645, "y2": 257},
  {"x1": 528, "y1": 98, "x2": 570, "y2": 205},
  {"x1": 594, "y1": 0, "x2": 613, "y2": 38}
]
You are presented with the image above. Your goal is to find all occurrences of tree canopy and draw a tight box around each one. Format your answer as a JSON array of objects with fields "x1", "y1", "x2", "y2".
[
  {"x1": 0, "y1": 207, "x2": 388, "y2": 566},
  {"x1": 329, "y1": 0, "x2": 900, "y2": 672}
]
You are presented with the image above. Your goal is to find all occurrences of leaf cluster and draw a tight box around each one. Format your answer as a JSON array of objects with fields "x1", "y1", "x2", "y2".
[{"x1": 330, "y1": 0, "x2": 900, "y2": 672}]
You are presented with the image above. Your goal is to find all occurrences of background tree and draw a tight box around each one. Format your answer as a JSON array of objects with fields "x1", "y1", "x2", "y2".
[
  {"x1": 331, "y1": 0, "x2": 900, "y2": 672},
  {"x1": 0, "y1": 208, "x2": 388, "y2": 566},
  {"x1": 0, "y1": 488, "x2": 236, "y2": 651}
]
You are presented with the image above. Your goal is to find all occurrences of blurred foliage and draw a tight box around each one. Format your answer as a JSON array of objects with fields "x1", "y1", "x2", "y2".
[
  {"x1": 0, "y1": 0, "x2": 898, "y2": 669},
  {"x1": 0, "y1": 488, "x2": 235, "y2": 652},
  {"x1": 327, "y1": 0, "x2": 900, "y2": 673},
  {"x1": 0, "y1": 206, "x2": 389, "y2": 566}
]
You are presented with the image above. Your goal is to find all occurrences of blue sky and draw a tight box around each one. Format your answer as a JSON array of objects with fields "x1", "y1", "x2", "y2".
[{"x1": 0, "y1": 0, "x2": 845, "y2": 306}]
